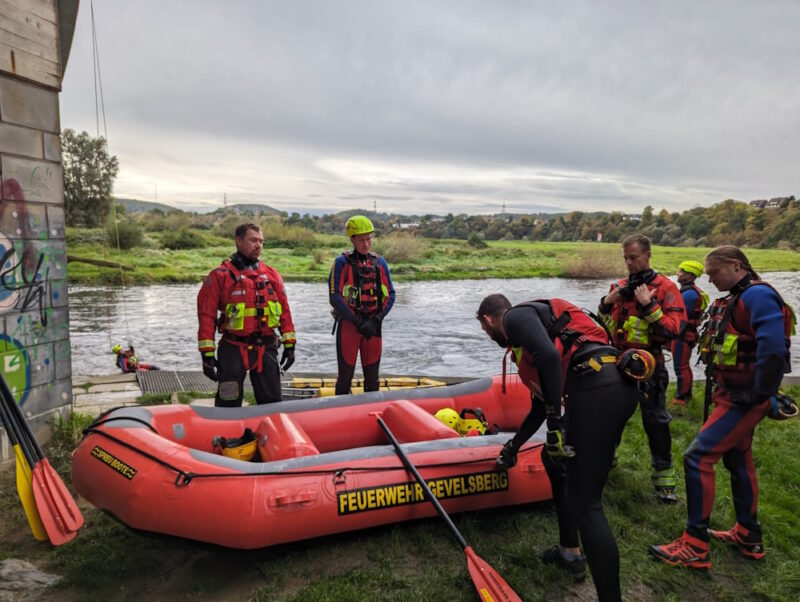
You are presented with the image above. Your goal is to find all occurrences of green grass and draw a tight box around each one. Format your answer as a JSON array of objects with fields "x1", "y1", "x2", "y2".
[
  {"x1": 2, "y1": 385, "x2": 799, "y2": 600},
  {"x1": 66, "y1": 231, "x2": 800, "y2": 285}
]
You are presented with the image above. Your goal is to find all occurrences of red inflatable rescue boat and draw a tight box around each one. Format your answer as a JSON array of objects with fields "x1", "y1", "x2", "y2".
[{"x1": 71, "y1": 375, "x2": 551, "y2": 549}]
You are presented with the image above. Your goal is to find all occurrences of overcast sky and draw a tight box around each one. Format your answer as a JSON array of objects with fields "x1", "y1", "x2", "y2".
[{"x1": 59, "y1": 1, "x2": 800, "y2": 215}]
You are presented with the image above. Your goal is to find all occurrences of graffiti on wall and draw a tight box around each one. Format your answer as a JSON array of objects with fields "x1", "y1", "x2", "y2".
[{"x1": 0, "y1": 178, "x2": 61, "y2": 404}]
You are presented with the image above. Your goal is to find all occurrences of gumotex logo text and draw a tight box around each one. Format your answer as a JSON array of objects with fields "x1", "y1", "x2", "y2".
[{"x1": 337, "y1": 470, "x2": 508, "y2": 515}]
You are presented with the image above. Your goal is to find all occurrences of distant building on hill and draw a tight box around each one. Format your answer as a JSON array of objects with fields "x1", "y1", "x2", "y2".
[{"x1": 749, "y1": 197, "x2": 790, "y2": 209}]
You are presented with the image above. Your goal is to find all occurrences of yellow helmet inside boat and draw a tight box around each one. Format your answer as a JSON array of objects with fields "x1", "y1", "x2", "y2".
[
  {"x1": 457, "y1": 418, "x2": 487, "y2": 436},
  {"x1": 112, "y1": 344, "x2": 122, "y2": 354},
  {"x1": 434, "y1": 408, "x2": 460, "y2": 430},
  {"x1": 213, "y1": 429, "x2": 258, "y2": 462},
  {"x1": 456, "y1": 408, "x2": 488, "y2": 436}
]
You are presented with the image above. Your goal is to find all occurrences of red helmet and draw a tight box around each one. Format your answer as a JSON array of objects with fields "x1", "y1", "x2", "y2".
[{"x1": 616, "y1": 349, "x2": 656, "y2": 381}]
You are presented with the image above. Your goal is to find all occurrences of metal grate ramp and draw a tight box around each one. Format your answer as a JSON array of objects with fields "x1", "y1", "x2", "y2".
[{"x1": 137, "y1": 371, "x2": 219, "y2": 395}]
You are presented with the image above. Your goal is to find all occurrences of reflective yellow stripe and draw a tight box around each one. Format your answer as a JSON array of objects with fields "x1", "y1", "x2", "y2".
[
  {"x1": 600, "y1": 312, "x2": 617, "y2": 334},
  {"x1": 644, "y1": 306, "x2": 663, "y2": 324},
  {"x1": 281, "y1": 332, "x2": 296, "y2": 345},
  {"x1": 228, "y1": 302, "x2": 283, "y2": 329},
  {"x1": 198, "y1": 339, "x2": 216, "y2": 352},
  {"x1": 622, "y1": 316, "x2": 649, "y2": 344}
]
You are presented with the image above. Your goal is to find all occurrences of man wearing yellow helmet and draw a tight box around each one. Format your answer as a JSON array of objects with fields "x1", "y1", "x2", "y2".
[
  {"x1": 329, "y1": 215, "x2": 395, "y2": 394},
  {"x1": 671, "y1": 260, "x2": 710, "y2": 407}
]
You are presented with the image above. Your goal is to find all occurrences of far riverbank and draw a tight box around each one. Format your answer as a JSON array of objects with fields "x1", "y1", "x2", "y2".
[{"x1": 66, "y1": 236, "x2": 799, "y2": 285}]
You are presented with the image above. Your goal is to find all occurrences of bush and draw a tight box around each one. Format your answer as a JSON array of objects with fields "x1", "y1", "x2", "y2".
[
  {"x1": 562, "y1": 247, "x2": 623, "y2": 279},
  {"x1": 260, "y1": 219, "x2": 318, "y2": 248},
  {"x1": 106, "y1": 220, "x2": 143, "y2": 250},
  {"x1": 467, "y1": 232, "x2": 487, "y2": 249},
  {"x1": 66, "y1": 227, "x2": 105, "y2": 245},
  {"x1": 374, "y1": 232, "x2": 430, "y2": 262},
  {"x1": 161, "y1": 227, "x2": 206, "y2": 250}
]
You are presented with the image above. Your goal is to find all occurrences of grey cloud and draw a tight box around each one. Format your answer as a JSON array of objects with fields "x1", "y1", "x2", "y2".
[{"x1": 61, "y1": 1, "x2": 800, "y2": 214}]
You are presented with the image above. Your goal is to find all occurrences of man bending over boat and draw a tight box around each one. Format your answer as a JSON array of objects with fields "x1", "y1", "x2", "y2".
[
  {"x1": 477, "y1": 294, "x2": 638, "y2": 602},
  {"x1": 197, "y1": 223, "x2": 296, "y2": 406},
  {"x1": 329, "y1": 215, "x2": 395, "y2": 394}
]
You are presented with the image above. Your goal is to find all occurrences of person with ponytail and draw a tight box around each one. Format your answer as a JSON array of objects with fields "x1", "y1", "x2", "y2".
[{"x1": 651, "y1": 245, "x2": 794, "y2": 570}]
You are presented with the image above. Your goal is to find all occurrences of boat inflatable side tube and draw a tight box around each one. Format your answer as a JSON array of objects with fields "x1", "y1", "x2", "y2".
[
  {"x1": 256, "y1": 413, "x2": 320, "y2": 461},
  {"x1": 381, "y1": 400, "x2": 461, "y2": 444}
]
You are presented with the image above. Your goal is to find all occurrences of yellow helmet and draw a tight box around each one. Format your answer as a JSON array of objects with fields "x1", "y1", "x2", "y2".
[
  {"x1": 457, "y1": 418, "x2": 487, "y2": 436},
  {"x1": 456, "y1": 408, "x2": 488, "y2": 436},
  {"x1": 213, "y1": 429, "x2": 258, "y2": 462},
  {"x1": 678, "y1": 260, "x2": 704, "y2": 277},
  {"x1": 434, "y1": 408, "x2": 460, "y2": 430},
  {"x1": 112, "y1": 344, "x2": 122, "y2": 354},
  {"x1": 346, "y1": 215, "x2": 374, "y2": 238}
]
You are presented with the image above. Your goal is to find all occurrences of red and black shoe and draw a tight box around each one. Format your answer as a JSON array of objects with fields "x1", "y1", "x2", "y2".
[
  {"x1": 649, "y1": 531, "x2": 711, "y2": 570},
  {"x1": 709, "y1": 523, "x2": 765, "y2": 560}
]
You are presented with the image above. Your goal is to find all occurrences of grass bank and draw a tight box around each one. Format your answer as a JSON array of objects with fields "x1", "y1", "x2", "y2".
[
  {"x1": 2, "y1": 383, "x2": 799, "y2": 600},
  {"x1": 65, "y1": 229, "x2": 800, "y2": 285}
]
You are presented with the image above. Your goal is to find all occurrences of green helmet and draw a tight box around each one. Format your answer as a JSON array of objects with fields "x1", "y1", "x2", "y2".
[
  {"x1": 112, "y1": 344, "x2": 122, "y2": 354},
  {"x1": 678, "y1": 260, "x2": 704, "y2": 277},
  {"x1": 346, "y1": 215, "x2": 374, "y2": 238}
]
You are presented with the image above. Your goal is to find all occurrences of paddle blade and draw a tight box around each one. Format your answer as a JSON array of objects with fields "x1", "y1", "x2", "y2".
[
  {"x1": 465, "y1": 546, "x2": 522, "y2": 602},
  {"x1": 31, "y1": 468, "x2": 77, "y2": 546},
  {"x1": 13, "y1": 444, "x2": 48, "y2": 541},
  {"x1": 35, "y1": 458, "x2": 84, "y2": 531}
]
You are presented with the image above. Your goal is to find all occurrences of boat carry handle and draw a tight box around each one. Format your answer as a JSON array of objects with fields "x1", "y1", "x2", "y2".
[{"x1": 272, "y1": 491, "x2": 317, "y2": 508}]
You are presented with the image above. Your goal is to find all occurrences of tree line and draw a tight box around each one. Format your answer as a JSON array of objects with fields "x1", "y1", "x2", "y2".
[{"x1": 63, "y1": 129, "x2": 799, "y2": 249}]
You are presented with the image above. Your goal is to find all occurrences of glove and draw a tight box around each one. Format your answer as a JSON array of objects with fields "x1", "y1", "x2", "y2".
[
  {"x1": 280, "y1": 345, "x2": 295, "y2": 372},
  {"x1": 495, "y1": 440, "x2": 518, "y2": 471},
  {"x1": 546, "y1": 417, "x2": 575, "y2": 458},
  {"x1": 201, "y1": 352, "x2": 217, "y2": 382},
  {"x1": 357, "y1": 316, "x2": 381, "y2": 339}
]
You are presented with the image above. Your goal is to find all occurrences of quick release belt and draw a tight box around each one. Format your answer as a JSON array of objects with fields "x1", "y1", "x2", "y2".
[
  {"x1": 570, "y1": 344, "x2": 618, "y2": 374},
  {"x1": 222, "y1": 333, "x2": 276, "y2": 346}
]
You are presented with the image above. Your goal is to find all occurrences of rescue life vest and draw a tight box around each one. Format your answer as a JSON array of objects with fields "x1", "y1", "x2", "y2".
[
  {"x1": 678, "y1": 282, "x2": 710, "y2": 343},
  {"x1": 700, "y1": 280, "x2": 795, "y2": 389},
  {"x1": 509, "y1": 299, "x2": 610, "y2": 396},
  {"x1": 217, "y1": 259, "x2": 285, "y2": 337},
  {"x1": 340, "y1": 251, "x2": 390, "y2": 316},
  {"x1": 603, "y1": 271, "x2": 676, "y2": 350}
]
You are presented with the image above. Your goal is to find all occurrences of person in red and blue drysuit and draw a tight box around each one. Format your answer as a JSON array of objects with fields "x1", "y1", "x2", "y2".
[
  {"x1": 670, "y1": 260, "x2": 709, "y2": 406},
  {"x1": 329, "y1": 215, "x2": 395, "y2": 395},
  {"x1": 651, "y1": 245, "x2": 794, "y2": 570}
]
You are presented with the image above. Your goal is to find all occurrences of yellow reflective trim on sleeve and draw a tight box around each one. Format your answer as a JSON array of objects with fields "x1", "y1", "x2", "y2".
[
  {"x1": 198, "y1": 339, "x2": 216, "y2": 351},
  {"x1": 644, "y1": 306, "x2": 664, "y2": 323}
]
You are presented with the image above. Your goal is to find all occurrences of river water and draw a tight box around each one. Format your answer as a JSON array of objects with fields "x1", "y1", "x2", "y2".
[{"x1": 68, "y1": 273, "x2": 800, "y2": 379}]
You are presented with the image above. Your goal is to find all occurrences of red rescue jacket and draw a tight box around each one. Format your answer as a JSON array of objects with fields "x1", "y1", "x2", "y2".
[
  {"x1": 197, "y1": 257, "x2": 296, "y2": 353},
  {"x1": 599, "y1": 271, "x2": 685, "y2": 355}
]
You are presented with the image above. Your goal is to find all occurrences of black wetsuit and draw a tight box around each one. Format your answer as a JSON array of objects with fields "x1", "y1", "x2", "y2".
[{"x1": 504, "y1": 305, "x2": 638, "y2": 602}]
